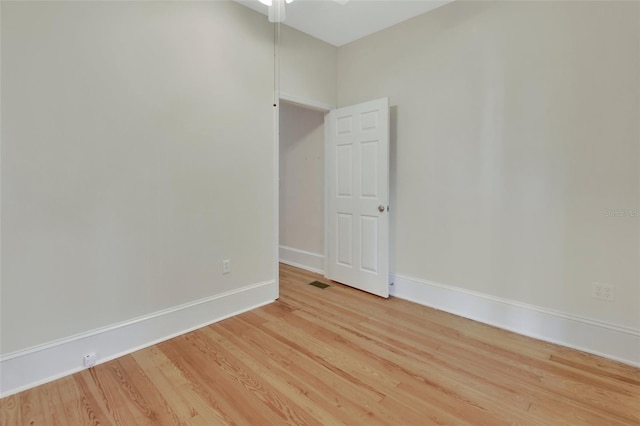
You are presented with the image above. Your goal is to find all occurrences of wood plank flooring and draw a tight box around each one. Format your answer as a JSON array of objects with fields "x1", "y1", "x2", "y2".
[{"x1": 1, "y1": 263, "x2": 639, "y2": 425}]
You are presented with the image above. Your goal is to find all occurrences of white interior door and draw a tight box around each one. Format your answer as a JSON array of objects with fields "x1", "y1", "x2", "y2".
[{"x1": 325, "y1": 97, "x2": 390, "y2": 298}]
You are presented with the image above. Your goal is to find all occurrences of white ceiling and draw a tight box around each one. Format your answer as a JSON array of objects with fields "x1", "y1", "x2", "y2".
[{"x1": 234, "y1": 0, "x2": 454, "y2": 47}]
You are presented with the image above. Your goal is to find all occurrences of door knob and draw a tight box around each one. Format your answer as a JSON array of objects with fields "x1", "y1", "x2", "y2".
[{"x1": 378, "y1": 205, "x2": 385, "y2": 212}]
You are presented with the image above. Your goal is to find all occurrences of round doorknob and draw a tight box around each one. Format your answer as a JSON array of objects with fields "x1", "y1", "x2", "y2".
[{"x1": 378, "y1": 205, "x2": 385, "y2": 212}]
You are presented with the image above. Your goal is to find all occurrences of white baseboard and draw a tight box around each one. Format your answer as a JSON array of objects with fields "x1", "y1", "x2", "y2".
[
  {"x1": 279, "y1": 245, "x2": 324, "y2": 274},
  {"x1": 390, "y1": 273, "x2": 640, "y2": 368},
  {"x1": 0, "y1": 280, "x2": 277, "y2": 398}
]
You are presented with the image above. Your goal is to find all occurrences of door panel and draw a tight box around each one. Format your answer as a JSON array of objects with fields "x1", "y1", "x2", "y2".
[
  {"x1": 360, "y1": 140, "x2": 379, "y2": 198},
  {"x1": 360, "y1": 215, "x2": 378, "y2": 273},
  {"x1": 337, "y1": 213, "x2": 353, "y2": 266},
  {"x1": 336, "y1": 145, "x2": 353, "y2": 196},
  {"x1": 326, "y1": 97, "x2": 389, "y2": 298}
]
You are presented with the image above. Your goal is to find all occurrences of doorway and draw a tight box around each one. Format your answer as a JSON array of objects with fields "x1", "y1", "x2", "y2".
[
  {"x1": 278, "y1": 96, "x2": 391, "y2": 297},
  {"x1": 278, "y1": 100, "x2": 328, "y2": 274}
]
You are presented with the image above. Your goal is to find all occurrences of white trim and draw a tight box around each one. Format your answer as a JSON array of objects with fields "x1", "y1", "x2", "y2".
[
  {"x1": 273, "y1": 22, "x2": 281, "y2": 301},
  {"x1": 279, "y1": 91, "x2": 334, "y2": 112},
  {"x1": 279, "y1": 245, "x2": 324, "y2": 274},
  {"x1": 0, "y1": 280, "x2": 276, "y2": 398},
  {"x1": 324, "y1": 115, "x2": 330, "y2": 279},
  {"x1": 390, "y1": 273, "x2": 640, "y2": 367}
]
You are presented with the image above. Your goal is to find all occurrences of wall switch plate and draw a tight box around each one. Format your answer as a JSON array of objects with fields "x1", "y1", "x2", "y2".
[
  {"x1": 223, "y1": 259, "x2": 231, "y2": 274},
  {"x1": 84, "y1": 352, "x2": 97, "y2": 368}
]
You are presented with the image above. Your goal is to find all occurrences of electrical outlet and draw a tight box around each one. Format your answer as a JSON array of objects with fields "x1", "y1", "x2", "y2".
[
  {"x1": 592, "y1": 283, "x2": 614, "y2": 301},
  {"x1": 223, "y1": 259, "x2": 231, "y2": 274},
  {"x1": 84, "y1": 352, "x2": 97, "y2": 368}
]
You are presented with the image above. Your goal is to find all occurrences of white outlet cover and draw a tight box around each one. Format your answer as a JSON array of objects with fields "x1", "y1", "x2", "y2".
[{"x1": 84, "y1": 352, "x2": 97, "y2": 368}]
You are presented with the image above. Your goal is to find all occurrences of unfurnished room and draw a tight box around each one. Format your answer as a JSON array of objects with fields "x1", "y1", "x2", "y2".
[{"x1": 0, "y1": 0, "x2": 639, "y2": 424}]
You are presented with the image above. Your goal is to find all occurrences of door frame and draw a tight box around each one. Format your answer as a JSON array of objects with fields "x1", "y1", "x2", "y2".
[{"x1": 278, "y1": 92, "x2": 334, "y2": 277}]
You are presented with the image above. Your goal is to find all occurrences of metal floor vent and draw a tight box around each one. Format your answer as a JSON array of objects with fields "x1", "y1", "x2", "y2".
[{"x1": 308, "y1": 280, "x2": 331, "y2": 289}]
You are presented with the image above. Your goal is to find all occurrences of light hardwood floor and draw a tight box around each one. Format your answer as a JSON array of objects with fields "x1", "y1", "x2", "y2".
[{"x1": 1, "y1": 263, "x2": 639, "y2": 425}]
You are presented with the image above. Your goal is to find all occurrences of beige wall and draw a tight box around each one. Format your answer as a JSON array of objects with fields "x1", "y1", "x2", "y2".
[
  {"x1": 278, "y1": 25, "x2": 335, "y2": 268},
  {"x1": 0, "y1": 1, "x2": 278, "y2": 354},
  {"x1": 2, "y1": 0, "x2": 637, "y2": 361},
  {"x1": 338, "y1": 1, "x2": 640, "y2": 329},
  {"x1": 279, "y1": 103, "x2": 325, "y2": 255},
  {"x1": 280, "y1": 25, "x2": 337, "y2": 106}
]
